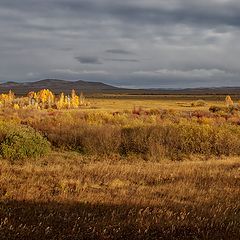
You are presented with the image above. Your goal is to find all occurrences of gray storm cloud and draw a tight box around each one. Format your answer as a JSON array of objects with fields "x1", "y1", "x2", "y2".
[
  {"x1": 105, "y1": 49, "x2": 134, "y2": 55},
  {"x1": 0, "y1": 0, "x2": 240, "y2": 88},
  {"x1": 75, "y1": 56, "x2": 102, "y2": 64}
]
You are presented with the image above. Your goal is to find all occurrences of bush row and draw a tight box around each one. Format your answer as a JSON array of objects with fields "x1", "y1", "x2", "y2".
[
  {"x1": 34, "y1": 121, "x2": 240, "y2": 160},
  {"x1": 1, "y1": 119, "x2": 240, "y2": 161}
]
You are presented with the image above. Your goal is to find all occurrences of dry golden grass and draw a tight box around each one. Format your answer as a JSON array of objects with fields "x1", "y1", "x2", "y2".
[
  {"x1": 0, "y1": 153, "x2": 239, "y2": 239},
  {"x1": 0, "y1": 95, "x2": 239, "y2": 239},
  {"x1": 89, "y1": 98, "x2": 222, "y2": 112},
  {"x1": 1, "y1": 152, "x2": 239, "y2": 205}
]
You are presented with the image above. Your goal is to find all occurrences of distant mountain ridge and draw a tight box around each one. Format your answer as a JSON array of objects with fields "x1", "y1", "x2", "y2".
[
  {"x1": 0, "y1": 79, "x2": 119, "y2": 95},
  {"x1": 1, "y1": 79, "x2": 240, "y2": 95}
]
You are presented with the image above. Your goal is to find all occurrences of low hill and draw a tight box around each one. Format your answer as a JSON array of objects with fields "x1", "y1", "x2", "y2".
[
  {"x1": 0, "y1": 79, "x2": 119, "y2": 95},
  {"x1": 1, "y1": 79, "x2": 240, "y2": 95}
]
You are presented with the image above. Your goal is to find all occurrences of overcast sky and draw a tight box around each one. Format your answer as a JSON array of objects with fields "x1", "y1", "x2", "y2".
[{"x1": 0, "y1": 0, "x2": 240, "y2": 88}]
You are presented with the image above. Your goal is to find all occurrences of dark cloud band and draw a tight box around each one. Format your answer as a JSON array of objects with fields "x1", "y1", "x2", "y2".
[
  {"x1": 75, "y1": 56, "x2": 102, "y2": 64},
  {"x1": 105, "y1": 58, "x2": 139, "y2": 63},
  {"x1": 105, "y1": 49, "x2": 134, "y2": 55}
]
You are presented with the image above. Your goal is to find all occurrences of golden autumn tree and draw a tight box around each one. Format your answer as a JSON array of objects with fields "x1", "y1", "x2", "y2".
[
  {"x1": 0, "y1": 90, "x2": 15, "y2": 107},
  {"x1": 27, "y1": 91, "x2": 35, "y2": 99},
  {"x1": 8, "y1": 90, "x2": 15, "y2": 102},
  {"x1": 56, "y1": 93, "x2": 65, "y2": 109},
  {"x1": 37, "y1": 89, "x2": 55, "y2": 109},
  {"x1": 71, "y1": 89, "x2": 80, "y2": 108},
  {"x1": 0, "y1": 94, "x2": 8, "y2": 107},
  {"x1": 64, "y1": 95, "x2": 71, "y2": 109},
  {"x1": 0, "y1": 88, "x2": 88, "y2": 110},
  {"x1": 37, "y1": 89, "x2": 47, "y2": 105},
  {"x1": 79, "y1": 92, "x2": 85, "y2": 106},
  {"x1": 225, "y1": 95, "x2": 234, "y2": 107},
  {"x1": 47, "y1": 91, "x2": 55, "y2": 108},
  {"x1": 27, "y1": 91, "x2": 37, "y2": 106}
]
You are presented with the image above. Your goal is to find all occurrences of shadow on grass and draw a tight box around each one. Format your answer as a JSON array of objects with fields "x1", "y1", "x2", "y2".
[{"x1": 0, "y1": 200, "x2": 239, "y2": 240}]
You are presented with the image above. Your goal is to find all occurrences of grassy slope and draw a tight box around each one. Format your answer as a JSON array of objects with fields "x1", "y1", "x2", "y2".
[{"x1": 0, "y1": 153, "x2": 239, "y2": 239}]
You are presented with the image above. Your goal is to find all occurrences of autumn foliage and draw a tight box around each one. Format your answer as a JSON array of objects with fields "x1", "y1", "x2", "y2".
[
  {"x1": 225, "y1": 95, "x2": 234, "y2": 107},
  {"x1": 0, "y1": 89, "x2": 87, "y2": 110}
]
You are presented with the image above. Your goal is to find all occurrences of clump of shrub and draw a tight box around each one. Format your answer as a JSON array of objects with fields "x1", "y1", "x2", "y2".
[
  {"x1": 120, "y1": 127, "x2": 150, "y2": 156},
  {"x1": 209, "y1": 105, "x2": 240, "y2": 115},
  {"x1": 32, "y1": 119, "x2": 121, "y2": 155},
  {"x1": 132, "y1": 106, "x2": 144, "y2": 115},
  {"x1": 209, "y1": 105, "x2": 223, "y2": 113},
  {"x1": 78, "y1": 125, "x2": 121, "y2": 155},
  {"x1": 0, "y1": 123, "x2": 51, "y2": 161},
  {"x1": 191, "y1": 100, "x2": 207, "y2": 107},
  {"x1": 191, "y1": 110, "x2": 212, "y2": 118}
]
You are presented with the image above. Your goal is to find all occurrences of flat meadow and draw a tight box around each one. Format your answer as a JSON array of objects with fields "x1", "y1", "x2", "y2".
[
  {"x1": 0, "y1": 93, "x2": 239, "y2": 239},
  {"x1": 88, "y1": 94, "x2": 225, "y2": 111}
]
